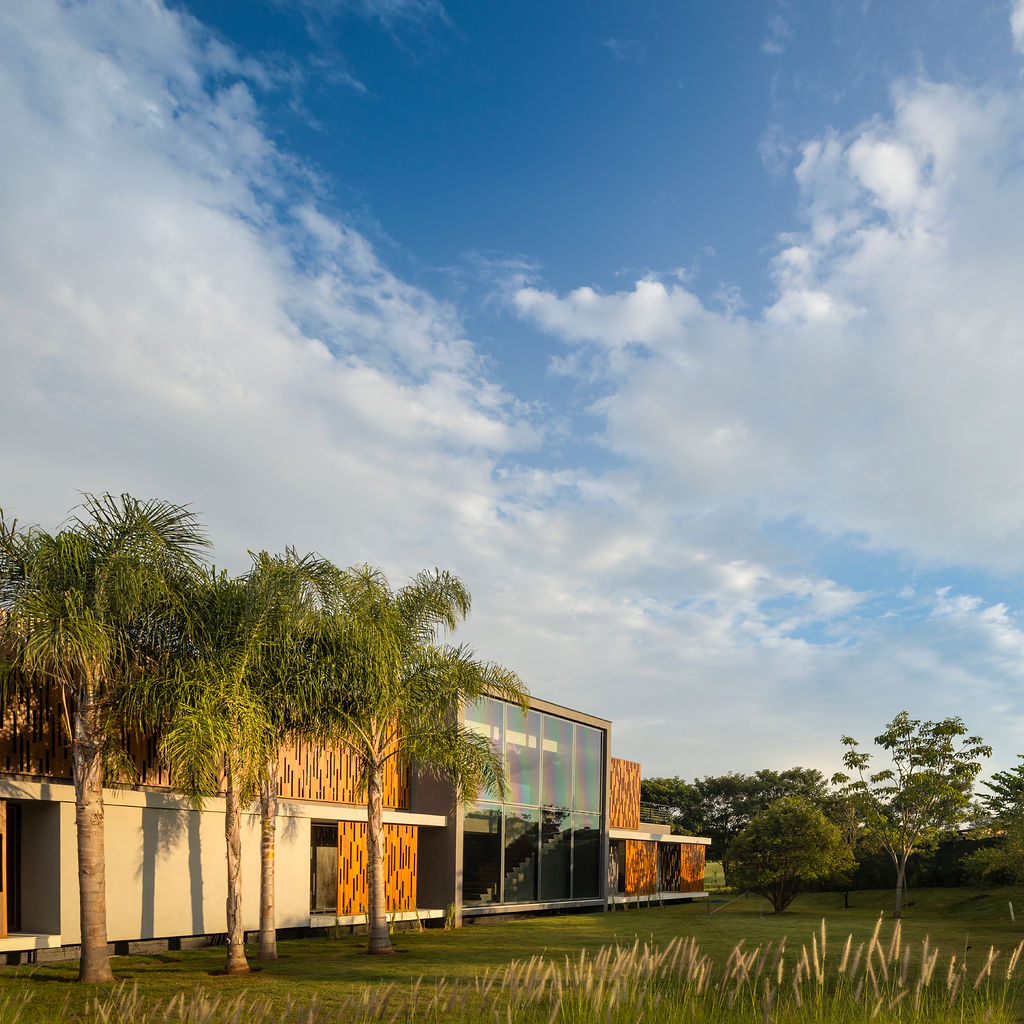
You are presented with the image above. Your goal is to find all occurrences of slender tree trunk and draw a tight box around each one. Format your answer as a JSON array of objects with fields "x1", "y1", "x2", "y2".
[
  {"x1": 224, "y1": 759, "x2": 249, "y2": 974},
  {"x1": 72, "y1": 690, "x2": 114, "y2": 983},
  {"x1": 258, "y1": 756, "x2": 278, "y2": 960},
  {"x1": 893, "y1": 856, "x2": 907, "y2": 919},
  {"x1": 366, "y1": 763, "x2": 392, "y2": 954}
]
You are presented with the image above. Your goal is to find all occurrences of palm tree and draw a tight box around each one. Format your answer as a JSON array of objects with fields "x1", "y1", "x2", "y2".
[
  {"x1": 313, "y1": 565, "x2": 527, "y2": 955},
  {"x1": 0, "y1": 494, "x2": 207, "y2": 983},
  {"x1": 138, "y1": 551, "x2": 335, "y2": 973}
]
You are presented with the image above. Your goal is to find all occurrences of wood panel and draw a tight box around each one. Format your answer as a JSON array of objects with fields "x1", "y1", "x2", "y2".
[
  {"x1": 625, "y1": 839, "x2": 657, "y2": 896},
  {"x1": 337, "y1": 821, "x2": 418, "y2": 915},
  {"x1": 609, "y1": 757, "x2": 641, "y2": 830},
  {"x1": 0, "y1": 800, "x2": 6, "y2": 938},
  {"x1": 277, "y1": 742, "x2": 410, "y2": 809},
  {"x1": 0, "y1": 677, "x2": 410, "y2": 807},
  {"x1": 0, "y1": 678, "x2": 72, "y2": 780},
  {"x1": 677, "y1": 841, "x2": 705, "y2": 893}
]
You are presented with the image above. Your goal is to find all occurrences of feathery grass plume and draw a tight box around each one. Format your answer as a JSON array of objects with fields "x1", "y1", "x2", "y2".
[
  {"x1": 947, "y1": 967, "x2": 963, "y2": 1008},
  {"x1": 887, "y1": 917, "x2": 902, "y2": 964},
  {"x1": 974, "y1": 946, "x2": 999, "y2": 988},
  {"x1": 1006, "y1": 940, "x2": 1024, "y2": 980},
  {"x1": 839, "y1": 933, "x2": 852, "y2": 974},
  {"x1": 848, "y1": 941, "x2": 865, "y2": 984}
]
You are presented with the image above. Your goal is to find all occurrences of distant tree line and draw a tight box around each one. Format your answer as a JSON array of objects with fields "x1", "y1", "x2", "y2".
[{"x1": 644, "y1": 712, "x2": 1008, "y2": 917}]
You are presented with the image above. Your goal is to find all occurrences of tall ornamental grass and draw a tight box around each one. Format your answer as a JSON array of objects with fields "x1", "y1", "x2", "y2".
[{"x1": 50, "y1": 919, "x2": 1024, "y2": 1023}]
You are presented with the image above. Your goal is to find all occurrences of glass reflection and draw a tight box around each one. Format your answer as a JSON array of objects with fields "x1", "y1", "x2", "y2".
[
  {"x1": 542, "y1": 715, "x2": 574, "y2": 809},
  {"x1": 465, "y1": 698, "x2": 504, "y2": 801},
  {"x1": 573, "y1": 725, "x2": 603, "y2": 812},
  {"x1": 506, "y1": 708, "x2": 541, "y2": 805},
  {"x1": 572, "y1": 812, "x2": 601, "y2": 898},
  {"x1": 503, "y1": 806, "x2": 539, "y2": 902},
  {"x1": 540, "y1": 808, "x2": 572, "y2": 900},
  {"x1": 463, "y1": 804, "x2": 502, "y2": 904}
]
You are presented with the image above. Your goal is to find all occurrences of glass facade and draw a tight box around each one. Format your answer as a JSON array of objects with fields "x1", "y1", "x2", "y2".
[{"x1": 463, "y1": 697, "x2": 605, "y2": 905}]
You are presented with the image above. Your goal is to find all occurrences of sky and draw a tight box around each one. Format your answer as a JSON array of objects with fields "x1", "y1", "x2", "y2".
[{"x1": 3, "y1": 0, "x2": 1024, "y2": 782}]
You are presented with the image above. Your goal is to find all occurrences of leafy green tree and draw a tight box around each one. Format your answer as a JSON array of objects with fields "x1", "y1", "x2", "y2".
[
  {"x1": 964, "y1": 755, "x2": 1024, "y2": 885},
  {"x1": 834, "y1": 712, "x2": 990, "y2": 919},
  {"x1": 662, "y1": 767, "x2": 831, "y2": 861},
  {"x1": 0, "y1": 494, "x2": 207, "y2": 982},
  {"x1": 977, "y1": 755, "x2": 1024, "y2": 818},
  {"x1": 727, "y1": 797, "x2": 854, "y2": 913},
  {"x1": 312, "y1": 565, "x2": 527, "y2": 955},
  {"x1": 639, "y1": 776, "x2": 702, "y2": 834}
]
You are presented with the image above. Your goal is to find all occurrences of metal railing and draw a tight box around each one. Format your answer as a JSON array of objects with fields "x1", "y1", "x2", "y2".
[{"x1": 638, "y1": 802, "x2": 675, "y2": 825}]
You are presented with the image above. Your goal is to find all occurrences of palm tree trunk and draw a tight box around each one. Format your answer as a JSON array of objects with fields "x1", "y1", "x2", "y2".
[
  {"x1": 72, "y1": 690, "x2": 114, "y2": 983},
  {"x1": 366, "y1": 763, "x2": 393, "y2": 954},
  {"x1": 224, "y1": 758, "x2": 249, "y2": 974},
  {"x1": 258, "y1": 756, "x2": 278, "y2": 960}
]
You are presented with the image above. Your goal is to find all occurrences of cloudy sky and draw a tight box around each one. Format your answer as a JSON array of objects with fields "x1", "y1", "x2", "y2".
[{"x1": 3, "y1": 0, "x2": 1024, "y2": 780}]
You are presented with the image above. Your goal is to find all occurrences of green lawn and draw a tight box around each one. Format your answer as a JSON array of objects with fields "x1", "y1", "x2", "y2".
[{"x1": 2, "y1": 887, "x2": 1023, "y2": 1022}]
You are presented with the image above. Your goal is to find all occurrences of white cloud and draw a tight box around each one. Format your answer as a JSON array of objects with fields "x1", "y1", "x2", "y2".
[
  {"x1": 1012, "y1": 0, "x2": 1024, "y2": 53},
  {"x1": 2, "y1": 0, "x2": 1023, "y2": 781},
  {"x1": 515, "y1": 78, "x2": 1024, "y2": 575}
]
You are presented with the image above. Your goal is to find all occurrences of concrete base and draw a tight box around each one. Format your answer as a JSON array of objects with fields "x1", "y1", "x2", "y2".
[{"x1": 609, "y1": 891, "x2": 709, "y2": 906}]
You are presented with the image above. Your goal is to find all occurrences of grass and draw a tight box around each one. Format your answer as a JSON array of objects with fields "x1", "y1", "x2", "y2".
[{"x1": 1, "y1": 886, "x2": 1023, "y2": 1022}]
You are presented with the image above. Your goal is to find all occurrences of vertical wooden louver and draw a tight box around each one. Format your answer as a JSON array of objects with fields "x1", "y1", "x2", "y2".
[
  {"x1": 609, "y1": 757, "x2": 641, "y2": 830},
  {"x1": 624, "y1": 839, "x2": 658, "y2": 895},
  {"x1": 337, "y1": 822, "x2": 417, "y2": 915}
]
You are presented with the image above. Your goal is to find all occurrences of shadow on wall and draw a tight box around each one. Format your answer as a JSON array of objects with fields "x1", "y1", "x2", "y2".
[{"x1": 138, "y1": 796, "x2": 203, "y2": 940}]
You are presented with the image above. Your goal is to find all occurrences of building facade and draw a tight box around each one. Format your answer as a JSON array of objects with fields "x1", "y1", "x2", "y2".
[{"x1": 0, "y1": 685, "x2": 708, "y2": 960}]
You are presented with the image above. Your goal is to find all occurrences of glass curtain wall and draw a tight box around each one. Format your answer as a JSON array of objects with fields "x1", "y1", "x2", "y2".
[{"x1": 464, "y1": 698, "x2": 604, "y2": 905}]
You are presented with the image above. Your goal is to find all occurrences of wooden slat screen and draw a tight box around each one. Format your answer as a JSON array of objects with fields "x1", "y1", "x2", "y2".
[
  {"x1": 609, "y1": 757, "x2": 641, "y2": 830},
  {"x1": 678, "y1": 841, "x2": 705, "y2": 893},
  {"x1": 337, "y1": 821, "x2": 417, "y2": 915},
  {"x1": 660, "y1": 843, "x2": 681, "y2": 891},
  {"x1": 0, "y1": 679, "x2": 71, "y2": 779},
  {"x1": 624, "y1": 839, "x2": 657, "y2": 896},
  {"x1": 277, "y1": 742, "x2": 410, "y2": 809},
  {"x1": 0, "y1": 679, "x2": 410, "y2": 808}
]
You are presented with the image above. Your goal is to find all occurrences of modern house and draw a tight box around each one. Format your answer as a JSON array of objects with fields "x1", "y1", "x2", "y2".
[{"x1": 0, "y1": 684, "x2": 709, "y2": 962}]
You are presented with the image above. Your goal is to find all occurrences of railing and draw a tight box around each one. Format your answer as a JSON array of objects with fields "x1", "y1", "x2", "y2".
[{"x1": 638, "y1": 802, "x2": 675, "y2": 825}]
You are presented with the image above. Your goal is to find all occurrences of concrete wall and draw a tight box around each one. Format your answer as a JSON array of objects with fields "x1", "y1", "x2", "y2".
[{"x1": 0, "y1": 777, "x2": 445, "y2": 949}]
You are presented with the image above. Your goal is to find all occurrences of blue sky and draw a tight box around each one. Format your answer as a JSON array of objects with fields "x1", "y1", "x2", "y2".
[{"x1": 3, "y1": 0, "x2": 1024, "y2": 779}]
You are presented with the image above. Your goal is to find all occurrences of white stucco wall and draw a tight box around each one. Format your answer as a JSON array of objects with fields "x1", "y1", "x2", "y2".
[{"x1": 0, "y1": 778, "x2": 444, "y2": 950}]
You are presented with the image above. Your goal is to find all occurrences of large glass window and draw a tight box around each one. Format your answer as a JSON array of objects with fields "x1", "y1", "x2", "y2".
[
  {"x1": 542, "y1": 715, "x2": 574, "y2": 810},
  {"x1": 540, "y1": 809, "x2": 573, "y2": 900},
  {"x1": 506, "y1": 708, "x2": 541, "y2": 805},
  {"x1": 465, "y1": 698, "x2": 505, "y2": 801},
  {"x1": 574, "y1": 726, "x2": 603, "y2": 813},
  {"x1": 461, "y1": 699, "x2": 606, "y2": 905},
  {"x1": 503, "y1": 806, "x2": 539, "y2": 902},
  {"x1": 463, "y1": 804, "x2": 502, "y2": 904}
]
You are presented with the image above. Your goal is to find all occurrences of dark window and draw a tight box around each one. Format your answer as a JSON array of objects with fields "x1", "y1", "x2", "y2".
[
  {"x1": 6, "y1": 804, "x2": 20, "y2": 932},
  {"x1": 540, "y1": 808, "x2": 572, "y2": 900},
  {"x1": 609, "y1": 838, "x2": 626, "y2": 895},
  {"x1": 463, "y1": 804, "x2": 502, "y2": 904},
  {"x1": 572, "y1": 813, "x2": 602, "y2": 898},
  {"x1": 503, "y1": 806, "x2": 539, "y2": 902},
  {"x1": 310, "y1": 823, "x2": 338, "y2": 914}
]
